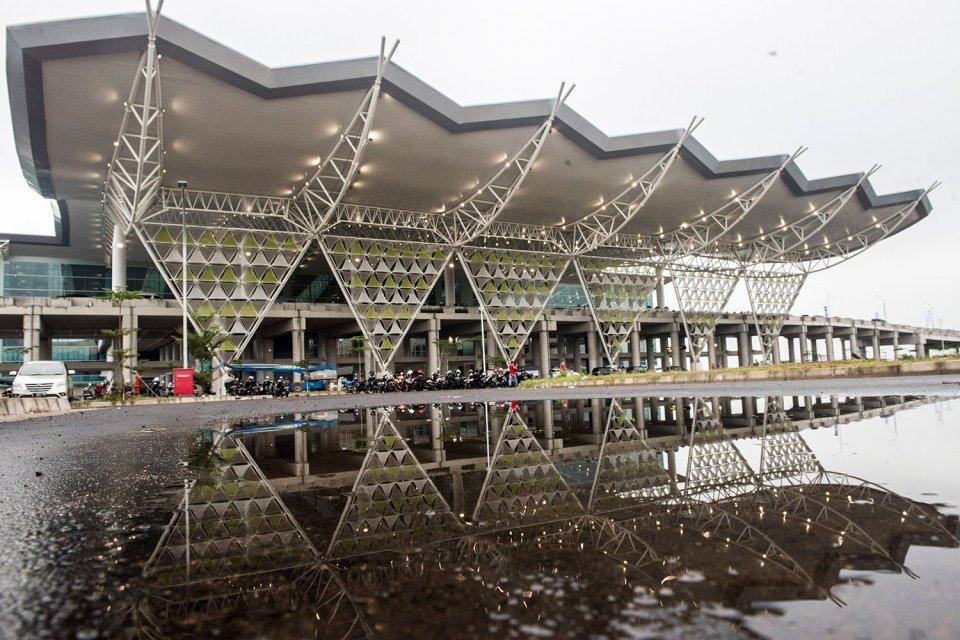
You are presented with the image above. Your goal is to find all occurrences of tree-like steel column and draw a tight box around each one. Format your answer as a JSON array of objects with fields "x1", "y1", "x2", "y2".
[
  {"x1": 743, "y1": 264, "x2": 807, "y2": 365},
  {"x1": 588, "y1": 399, "x2": 673, "y2": 513},
  {"x1": 473, "y1": 407, "x2": 583, "y2": 528},
  {"x1": 458, "y1": 248, "x2": 570, "y2": 364},
  {"x1": 669, "y1": 256, "x2": 740, "y2": 369},
  {"x1": 574, "y1": 257, "x2": 660, "y2": 366},
  {"x1": 684, "y1": 397, "x2": 758, "y2": 501},
  {"x1": 326, "y1": 409, "x2": 462, "y2": 559},
  {"x1": 318, "y1": 236, "x2": 452, "y2": 371}
]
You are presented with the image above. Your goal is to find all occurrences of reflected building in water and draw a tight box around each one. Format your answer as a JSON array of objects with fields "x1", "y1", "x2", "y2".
[{"x1": 131, "y1": 395, "x2": 958, "y2": 638}]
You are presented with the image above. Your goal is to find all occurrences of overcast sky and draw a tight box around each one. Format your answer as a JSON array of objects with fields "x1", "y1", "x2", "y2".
[{"x1": 1, "y1": 1, "x2": 958, "y2": 330}]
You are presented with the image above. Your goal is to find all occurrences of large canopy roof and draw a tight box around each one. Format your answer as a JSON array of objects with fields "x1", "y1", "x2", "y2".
[{"x1": 6, "y1": 12, "x2": 933, "y2": 262}]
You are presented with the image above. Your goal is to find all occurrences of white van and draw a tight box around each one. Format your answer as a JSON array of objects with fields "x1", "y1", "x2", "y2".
[{"x1": 9, "y1": 361, "x2": 74, "y2": 398}]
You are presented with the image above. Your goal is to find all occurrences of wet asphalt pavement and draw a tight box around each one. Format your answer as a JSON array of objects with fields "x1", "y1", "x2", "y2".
[{"x1": 1, "y1": 374, "x2": 959, "y2": 638}]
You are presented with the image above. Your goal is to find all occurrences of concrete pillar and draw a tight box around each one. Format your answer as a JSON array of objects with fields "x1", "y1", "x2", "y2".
[
  {"x1": 291, "y1": 316, "x2": 305, "y2": 385},
  {"x1": 872, "y1": 331, "x2": 881, "y2": 360},
  {"x1": 892, "y1": 330, "x2": 900, "y2": 360},
  {"x1": 111, "y1": 224, "x2": 127, "y2": 291},
  {"x1": 799, "y1": 327, "x2": 809, "y2": 362},
  {"x1": 540, "y1": 400, "x2": 557, "y2": 450},
  {"x1": 586, "y1": 330, "x2": 599, "y2": 371},
  {"x1": 633, "y1": 396, "x2": 646, "y2": 430},
  {"x1": 363, "y1": 349, "x2": 373, "y2": 376},
  {"x1": 675, "y1": 396, "x2": 686, "y2": 432},
  {"x1": 667, "y1": 450, "x2": 678, "y2": 487},
  {"x1": 538, "y1": 322, "x2": 551, "y2": 376},
  {"x1": 443, "y1": 266, "x2": 456, "y2": 307},
  {"x1": 451, "y1": 468, "x2": 465, "y2": 515},
  {"x1": 810, "y1": 337, "x2": 819, "y2": 362},
  {"x1": 771, "y1": 337, "x2": 781, "y2": 364},
  {"x1": 429, "y1": 405, "x2": 445, "y2": 463},
  {"x1": 590, "y1": 398, "x2": 603, "y2": 435},
  {"x1": 742, "y1": 396, "x2": 756, "y2": 427},
  {"x1": 738, "y1": 329, "x2": 750, "y2": 367},
  {"x1": 631, "y1": 324, "x2": 642, "y2": 368},
  {"x1": 655, "y1": 275, "x2": 665, "y2": 309},
  {"x1": 787, "y1": 337, "x2": 797, "y2": 363},
  {"x1": 427, "y1": 317, "x2": 440, "y2": 373},
  {"x1": 915, "y1": 337, "x2": 926, "y2": 358},
  {"x1": 22, "y1": 307, "x2": 41, "y2": 363},
  {"x1": 571, "y1": 337, "x2": 583, "y2": 374},
  {"x1": 646, "y1": 338, "x2": 656, "y2": 370},
  {"x1": 293, "y1": 429, "x2": 309, "y2": 476},
  {"x1": 825, "y1": 328, "x2": 835, "y2": 361},
  {"x1": 670, "y1": 329, "x2": 682, "y2": 368}
]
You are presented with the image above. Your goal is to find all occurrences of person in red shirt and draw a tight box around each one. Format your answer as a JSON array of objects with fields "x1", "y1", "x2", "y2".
[{"x1": 508, "y1": 361, "x2": 518, "y2": 387}]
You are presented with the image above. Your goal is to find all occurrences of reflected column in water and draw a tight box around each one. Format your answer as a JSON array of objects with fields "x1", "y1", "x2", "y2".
[{"x1": 429, "y1": 405, "x2": 445, "y2": 463}]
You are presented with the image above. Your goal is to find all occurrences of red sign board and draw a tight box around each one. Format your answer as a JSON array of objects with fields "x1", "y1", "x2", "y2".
[{"x1": 173, "y1": 368, "x2": 194, "y2": 396}]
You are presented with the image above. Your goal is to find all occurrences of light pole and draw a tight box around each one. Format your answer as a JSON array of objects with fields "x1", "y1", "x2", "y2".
[
  {"x1": 874, "y1": 294, "x2": 887, "y2": 321},
  {"x1": 177, "y1": 179, "x2": 189, "y2": 369},
  {"x1": 479, "y1": 303, "x2": 491, "y2": 470},
  {"x1": 818, "y1": 286, "x2": 834, "y2": 318}
]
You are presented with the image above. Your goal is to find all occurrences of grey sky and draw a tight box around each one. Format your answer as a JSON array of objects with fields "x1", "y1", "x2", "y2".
[{"x1": 1, "y1": 1, "x2": 957, "y2": 329}]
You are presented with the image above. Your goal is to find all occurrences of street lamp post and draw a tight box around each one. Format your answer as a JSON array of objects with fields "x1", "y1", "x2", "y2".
[
  {"x1": 480, "y1": 305, "x2": 491, "y2": 470},
  {"x1": 177, "y1": 180, "x2": 189, "y2": 369}
]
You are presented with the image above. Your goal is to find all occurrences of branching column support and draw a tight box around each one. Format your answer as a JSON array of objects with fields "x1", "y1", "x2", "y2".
[
  {"x1": 103, "y1": 1, "x2": 166, "y2": 234},
  {"x1": 569, "y1": 117, "x2": 702, "y2": 254},
  {"x1": 441, "y1": 84, "x2": 574, "y2": 247},
  {"x1": 743, "y1": 264, "x2": 806, "y2": 365},
  {"x1": 669, "y1": 256, "x2": 740, "y2": 370},
  {"x1": 295, "y1": 38, "x2": 399, "y2": 234}
]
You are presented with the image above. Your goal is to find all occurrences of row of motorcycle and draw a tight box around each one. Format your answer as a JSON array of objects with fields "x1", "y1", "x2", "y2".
[
  {"x1": 340, "y1": 369, "x2": 529, "y2": 394},
  {"x1": 225, "y1": 376, "x2": 290, "y2": 397}
]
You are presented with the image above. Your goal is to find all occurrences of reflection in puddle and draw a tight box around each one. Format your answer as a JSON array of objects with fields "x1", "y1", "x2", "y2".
[{"x1": 129, "y1": 395, "x2": 958, "y2": 638}]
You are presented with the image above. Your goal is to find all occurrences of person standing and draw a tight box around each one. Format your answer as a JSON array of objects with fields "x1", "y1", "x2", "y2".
[{"x1": 508, "y1": 361, "x2": 518, "y2": 387}]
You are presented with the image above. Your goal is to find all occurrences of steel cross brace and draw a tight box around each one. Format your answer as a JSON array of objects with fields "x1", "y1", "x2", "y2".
[
  {"x1": 568, "y1": 117, "x2": 702, "y2": 255},
  {"x1": 297, "y1": 38, "x2": 399, "y2": 235},
  {"x1": 440, "y1": 83, "x2": 574, "y2": 246},
  {"x1": 157, "y1": 187, "x2": 297, "y2": 222}
]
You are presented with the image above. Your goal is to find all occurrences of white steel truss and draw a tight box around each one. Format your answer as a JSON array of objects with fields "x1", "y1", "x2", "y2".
[
  {"x1": 670, "y1": 255, "x2": 740, "y2": 368},
  {"x1": 588, "y1": 399, "x2": 673, "y2": 513},
  {"x1": 319, "y1": 235, "x2": 452, "y2": 371},
  {"x1": 725, "y1": 166, "x2": 879, "y2": 264},
  {"x1": 743, "y1": 264, "x2": 807, "y2": 364},
  {"x1": 102, "y1": 1, "x2": 165, "y2": 230},
  {"x1": 784, "y1": 182, "x2": 940, "y2": 273},
  {"x1": 457, "y1": 247, "x2": 570, "y2": 364},
  {"x1": 296, "y1": 38, "x2": 398, "y2": 234},
  {"x1": 684, "y1": 398, "x2": 758, "y2": 501},
  {"x1": 326, "y1": 409, "x2": 462, "y2": 559},
  {"x1": 439, "y1": 84, "x2": 573, "y2": 246},
  {"x1": 654, "y1": 148, "x2": 804, "y2": 259},
  {"x1": 473, "y1": 408, "x2": 583, "y2": 528},
  {"x1": 135, "y1": 208, "x2": 313, "y2": 361},
  {"x1": 159, "y1": 186, "x2": 294, "y2": 219},
  {"x1": 569, "y1": 117, "x2": 701, "y2": 254},
  {"x1": 574, "y1": 257, "x2": 660, "y2": 365}
]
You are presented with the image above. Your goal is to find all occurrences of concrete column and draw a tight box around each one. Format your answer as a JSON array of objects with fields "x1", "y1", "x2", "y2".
[
  {"x1": 655, "y1": 275, "x2": 665, "y2": 309},
  {"x1": 825, "y1": 328, "x2": 835, "y2": 361},
  {"x1": 586, "y1": 330, "x2": 599, "y2": 371},
  {"x1": 810, "y1": 337, "x2": 819, "y2": 362},
  {"x1": 451, "y1": 468, "x2": 465, "y2": 514},
  {"x1": 646, "y1": 338, "x2": 655, "y2": 370},
  {"x1": 915, "y1": 337, "x2": 926, "y2": 358},
  {"x1": 633, "y1": 396, "x2": 646, "y2": 429},
  {"x1": 742, "y1": 396, "x2": 756, "y2": 427},
  {"x1": 538, "y1": 322, "x2": 551, "y2": 376},
  {"x1": 444, "y1": 266, "x2": 456, "y2": 308},
  {"x1": 111, "y1": 224, "x2": 127, "y2": 291},
  {"x1": 429, "y1": 405, "x2": 445, "y2": 463},
  {"x1": 872, "y1": 331, "x2": 881, "y2": 360},
  {"x1": 22, "y1": 307, "x2": 41, "y2": 363},
  {"x1": 787, "y1": 337, "x2": 797, "y2": 363},
  {"x1": 631, "y1": 324, "x2": 642, "y2": 368},
  {"x1": 291, "y1": 316, "x2": 305, "y2": 385},
  {"x1": 571, "y1": 337, "x2": 583, "y2": 374},
  {"x1": 293, "y1": 429, "x2": 309, "y2": 476},
  {"x1": 363, "y1": 349, "x2": 373, "y2": 376},
  {"x1": 590, "y1": 398, "x2": 603, "y2": 435},
  {"x1": 427, "y1": 317, "x2": 440, "y2": 373},
  {"x1": 738, "y1": 329, "x2": 750, "y2": 367},
  {"x1": 771, "y1": 337, "x2": 781, "y2": 364},
  {"x1": 675, "y1": 397, "x2": 687, "y2": 433},
  {"x1": 670, "y1": 329, "x2": 682, "y2": 368},
  {"x1": 667, "y1": 450, "x2": 678, "y2": 487},
  {"x1": 799, "y1": 327, "x2": 808, "y2": 362},
  {"x1": 540, "y1": 400, "x2": 557, "y2": 450},
  {"x1": 892, "y1": 330, "x2": 900, "y2": 360}
]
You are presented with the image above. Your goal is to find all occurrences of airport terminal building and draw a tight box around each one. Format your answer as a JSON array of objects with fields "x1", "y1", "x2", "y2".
[{"x1": 3, "y1": 10, "x2": 953, "y2": 384}]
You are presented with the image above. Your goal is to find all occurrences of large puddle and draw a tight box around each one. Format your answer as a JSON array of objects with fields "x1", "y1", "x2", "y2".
[{"x1": 3, "y1": 395, "x2": 958, "y2": 639}]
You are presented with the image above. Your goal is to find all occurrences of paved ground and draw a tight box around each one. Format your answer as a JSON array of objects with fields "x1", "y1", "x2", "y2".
[{"x1": 1, "y1": 373, "x2": 958, "y2": 637}]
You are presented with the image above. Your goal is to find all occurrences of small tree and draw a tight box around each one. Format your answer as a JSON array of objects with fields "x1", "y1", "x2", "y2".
[
  {"x1": 347, "y1": 335, "x2": 368, "y2": 380},
  {"x1": 97, "y1": 287, "x2": 142, "y2": 399},
  {"x1": 174, "y1": 312, "x2": 228, "y2": 394},
  {"x1": 432, "y1": 337, "x2": 455, "y2": 372}
]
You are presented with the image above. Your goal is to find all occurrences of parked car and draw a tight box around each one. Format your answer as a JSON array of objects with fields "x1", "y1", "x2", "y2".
[
  {"x1": 622, "y1": 365, "x2": 649, "y2": 373},
  {"x1": 591, "y1": 365, "x2": 618, "y2": 376},
  {"x1": 9, "y1": 360, "x2": 75, "y2": 398}
]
